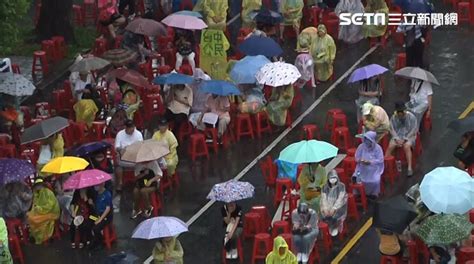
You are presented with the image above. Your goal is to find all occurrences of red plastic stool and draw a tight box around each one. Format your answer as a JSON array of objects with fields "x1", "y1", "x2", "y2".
[
  {"x1": 457, "y1": 247, "x2": 474, "y2": 263},
  {"x1": 8, "y1": 234, "x2": 25, "y2": 264},
  {"x1": 259, "y1": 156, "x2": 277, "y2": 188},
  {"x1": 281, "y1": 193, "x2": 300, "y2": 221},
  {"x1": 335, "y1": 167, "x2": 350, "y2": 186},
  {"x1": 332, "y1": 126, "x2": 352, "y2": 151},
  {"x1": 243, "y1": 212, "x2": 262, "y2": 239},
  {"x1": 251, "y1": 233, "x2": 272, "y2": 264},
  {"x1": 0, "y1": 134, "x2": 10, "y2": 145},
  {"x1": 157, "y1": 65, "x2": 173, "y2": 74},
  {"x1": 301, "y1": 124, "x2": 321, "y2": 140},
  {"x1": 204, "y1": 127, "x2": 219, "y2": 154},
  {"x1": 347, "y1": 193, "x2": 360, "y2": 221},
  {"x1": 11, "y1": 64, "x2": 21, "y2": 74},
  {"x1": 380, "y1": 255, "x2": 401, "y2": 264},
  {"x1": 178, "y1": 121, "x2": 193, "y2": 142},
  {"x1": 458, "y1": 2, "x2": 472, "y2": 24},
  {"x1": 271, "y1": 220, "x2": 290, "y2": 238},
  {"x1": 6, "y1": 218, "x2": 29, "y2": 245},
  {"x1": 253, "y1": 112, "x2": 272, "y2": 138},
  {"x1": 32, "y1": 51, "x2": 49, "y2": 77},
  {"x1": 308, "y1": 242, "x2": 321, "y2": 263},
  {"x1": 331, "y1": 114, "x2": 348, "y2": 133},
  {"x1": 188, "y1": 133, "x2": 209, "y2": 161},
  {"x1": 41, "y1": 40, "x2": 56, "y2": 63},
  {"x1": 250, "y1": 206, "x2": 271, "y2": 232},
  {"x1": 150, "y1": 192, "x2": 162, "y2": 216},
  {"x1": 52, "y1": 36, "x2": 66, "y2": 60},
  {"x1": 343, "y1": 156, "x2": 357, "y2": 179},
  {"x1": 318, "y1": 222, "x2": 333, "y2": 252},
  {"x1": 324, "y1": 108, "x2": 344, "y2": 131},
  {"x1": 103, "y1": 223, "x2": 117, "y2": 249},
  {"x1": 470, "y1": 209, "x2": 474, "y2": 223},
  {"x1": 347, "y1": 147, "x2": 357, "y2": 157},
  {"x1": 395, "y1": 53, "x2": 406, "y2": 70},
  {"x1": 235, "y1": 113, "x2": 254, "y2": 141},
  {"x1": 274, "y1": 178, "x2": 292, "y2": 206},
  {"x1": 222, "y1": 236, "x2": 244, "y2": 264},
  {"x1": 406, "y1": 240, "x2": 418, "y2": 264},
  {"x1": 422, "y1": 112, "x2": 432, "y2": 131},
  {"x1": 90, "y1": 121, "x2": 107, "y2": 141},
  {"x1": 349, "y1": 183, "x2": 368, "y2": 212},
  {"x1": 93, "y1": 38, "x2": 108, "y2": 56},
  {"x1": 384, "y1": 156, "x2": 398, "y2": 184},
  {"x1": 73, "y1": 5, "x2": 85, "y2": 26},
  {"x1": 0, "y1": 144, "x2": 17, "y2": 158}
]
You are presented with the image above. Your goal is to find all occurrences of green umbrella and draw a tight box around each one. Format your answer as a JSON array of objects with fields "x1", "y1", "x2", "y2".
[
  {"x1": 278, "y1": 140, "x2": 338, "y2": 164},
  {"x1": 415, "y1": 214, "x2": 472, "y2": 245}
]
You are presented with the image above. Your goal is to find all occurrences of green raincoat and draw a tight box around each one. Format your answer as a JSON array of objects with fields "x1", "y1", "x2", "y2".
[
  {"x1": 242, "y1": 0, "x2": 262, "y2": 28},
  {"x1": 280, "y1": 0, "x2": 304, "y2": 27},
  {"x1": 265, "y1": 236, "x2": 298, "y2": 264},
  {"x1": 196, "y1": 0, "x2": 228, "y2": 30},
  {"x1": 298, "y1": 163, "x2": 327, "y2": 213},
  {"x1": 363, "y1": 0, "x2": 388, "y2": 37},
  {"x1": 152, "y1": 237, "x2": 184, "y2": 264},
  {"x1": 312, "y1": 24, "x2": 337, "y2": 82},
  {"x1": 27, "y1": 186, "x2": 60, "y2": 244},
  {"x1": 265, "y1": 85, "x2": 294, "y2": 127},
  {"x1": 0, "y1": 218, "x2": 13, "y2": 264}
]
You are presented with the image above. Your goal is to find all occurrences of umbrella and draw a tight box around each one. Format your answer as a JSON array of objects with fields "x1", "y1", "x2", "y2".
[
  {"x1": 199, "y1": 80, "x2": 241, "y2": 96},
  {"x1": 175, "y1": 10, "x2": 203, "y2": 18},
  {"x1": 415, "y1": 214, "x2": 472, "y2": 245},
  {"x1": 162, "y1": 14, "x2": 207, "y2": 30},
  {"x1": 101, "y1": 49, "x2": 138, "y2": 67},
  {"x1": 132, "y1": 216, "x2": 188, "y2": 239},
  {"x1": 347, "y1": 64, "x2": 388, "y2": 84},
  {"x1": 0, "y1": 158, "x2": 36, "y2": 185},
  {"x1": 238, "y1": 36, "x2": 283, "y2": 57},
  {"x1": 153, "y1": 72, "x2": 194, "y2": 85},
  {"x1": 278, "y1": 140, "x2": 338, "y2": 164},
  {"x1": 230, "y1": 55, "x2": 271, "y2": 84},
  {"x1": 63, "y1": 169, "x2": 112, "y2": 190},
  {"x1": 20, "y1": 116, "x2": 70, "y2": 144},
  {"x1": 41, "y1": 156, "x2": 89, "y2": 174},
  {"x1": 125, "y1": 18, "x2": 166, "y2": 37},
  {"x1": 255, "y1": 61, "x2": 302, "y2": 87},
  {"x1": 207, "y1": 179, "x2": 255, "y2": 203},
  {"x1": 420, "y1": 166, "x2": 474, "y2": 214},
  {"x1": 121, "y1": 139, "x2": 170, "y2": 163},
  {"x1": 0, "y1": 73, "x2": 36, "y2": 96},
  {"x1": 108, "y1": 68, "x2": 151, "y2": 88},
  {"x1": 68, "y1": 141, "x2": 112, "y2": 157},
  {"x1": 447, "y1": 116, "x2": 474, "y2": 132},
  {"x1": 373, "y1": 195, "x2": 418, "y2": 234},
  {"x1": 394, "y1": 67, "x2": 439, "y2": 85},
  {"x1": 250, "y1": 9, "x2": 283, "y2": 25},
  {"x1": 69, "y1": 56, "x2": 110, "y2": 72}
]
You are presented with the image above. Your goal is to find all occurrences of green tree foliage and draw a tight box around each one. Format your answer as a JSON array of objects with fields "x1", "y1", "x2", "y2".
[{"x1": 0, "y1": 0, "x2": 31, "y2": 53}]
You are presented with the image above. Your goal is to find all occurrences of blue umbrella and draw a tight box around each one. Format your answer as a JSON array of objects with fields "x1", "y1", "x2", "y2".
[
  {"x1": 0, "y1": 159, "x2": 36, "y2": 185},
  {"x1": 238, "y1": 36, "x2": 283, "y2": 57},
  {"x1": 230, "y1": 55, "x2": 271, "y2": 84},
  {"x1": 347, "y1": 64, "x2": 388, "y2": 84},
  {"x1": 199, "y1": 80, "x2": 241, "y2": 96},
  {"x1": 153, "y1": 73, "x2": 194, "y2": 85},
  {"x1": 174, "y1": 10, "x2": 203, "y2": 18},
  {"x1": 68, "y1": 141, "x2": 112, "y2": 157}
]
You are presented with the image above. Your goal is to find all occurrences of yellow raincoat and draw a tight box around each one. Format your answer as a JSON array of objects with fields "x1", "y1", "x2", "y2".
[
  {"x1": 197, "y1": 0, "x2": 228, "y2": 30},
  {"x1": 363, "y1": 0, "x2": 388, "y2": 37},
  {"x1": 27, "y1": 186, "x2": 60, "y2": 244},
  {"x1": 296, "y1": 27, "x2": 318, "y2": 52},
  {"x1": 280, "y1": 0, "x2": 304, "y2": 27},
  {"x1": 265, "y1": 236, "x2": 298, "y2": 264},
  {"x1": 152, "y1": 129, "x2": 179, "y2": 175},
  {"x1": 0, "y1": 218, "x2": 13, "y2": 264},
  {"x1": 265, "y1": 85, "x2": 294, "y2": 127},
  {"x1": 312, "y1": 24, "x2": 337, "y2": 82},
  {"x1": 242, "y1": 0, "x2": 262, "y2": 28},
  {"x1": 152, "y1": 237, "x2": 184, "y2": 264},
  {"x1": 122, "y1": 88, "x2": 141, "y2": 120},
  {"x1": 73, "y1": 99, "x2": 99, "y2": 127},
  {"x1": 51, "y1": 133, "x2": 64, "y2": 159},
  {"x1": 298, "y1": 163, "x2": 327, "y2": 213}
]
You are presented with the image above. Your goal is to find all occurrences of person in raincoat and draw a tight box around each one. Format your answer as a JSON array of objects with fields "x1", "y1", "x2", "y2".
[
  {"x1": 265, "y1": 236, "x2": 298, "y2": 264},
  {"x1": 361, "y1": 102, "x2": 390, "y2": 142},
  {"x1": 0, "y1": 217, "x2": 13, "y2": 264},
  {"x1": 279, "y1": 0, "x2": 304, "y2": 40},
  {"x1": 265, "y1": 85, "x2": 294, "y2": 127},
  {"x1": 27, "y1": 179, "x2": 60, "y2": 244},
  {"x1": 363, "y1": 0, "x2": 388, "y2": 38},
  {"x1": 297, "y1": 163, "x2": 327, "y2": 213},
  {"x1": 406, "y1": 79, "x2": 433, "y2": 130},
  {"x1": 121, "y1": 88, "x2": 141, "y2": 120},
  {"x1": 73, "y1": 99, "x2": 99, "y2": 127},
  {"x1": 385, "y1": 102, "x2": 418, "y2": 177},
  {"x1": 152, "y1": 119, "x2": 179, "y2": 176},
  {"x1": 195, "y1": 0, "x2": 228, "y2": 30},
  {"x1": 238, "y1": 84, "x2": 266, "y2": 114},
  {"x1": 37, "y1": 133, "x2": 64, "y2": 176},
  {"x1": 320, "y1": 170, "x2": 347, "y2": 237},
  {"x1": 355, "y1": 76, "x2": 382, "y2": 123},
  {"x1": 152, "y1": 236, "x2": 184, "y2": 264},
  {"x1": 294, "y1": 34, "x2": 316, "y2": 89},
  {"x1": 334, "y1": 0, "x2": 365, "y2": 44},
  {"x1": 291, "y1": 203, "x2": 319, "y2": 263},
  {"x1": 242, "y1": 0, "x2": 262, "y2": 28},
  {"x1": 312, "y1": 24, "x2": 336, "y2": 82},
  {"x1": 296, "y1": 27, "x2": 318, "y2": 51},
  {"x1": 354, "y1": 131, "x2": 384, "y2": 198}
]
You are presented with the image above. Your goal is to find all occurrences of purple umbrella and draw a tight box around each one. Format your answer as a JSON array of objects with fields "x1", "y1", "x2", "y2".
[
  {"x1": 347, "y1": 64, "x2": 388, "y2": 84},
  {"x1": 0, "y1": 158, "x2": 36, "y2": 185}
]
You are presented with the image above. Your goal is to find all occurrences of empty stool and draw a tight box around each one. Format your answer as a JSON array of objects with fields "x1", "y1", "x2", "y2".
[
  {"x1": 41, "y1": 40, "x2": 56, "y2": 63},
  {"x1": 103, "y1": 223, "x2": 117, "y2": 249},
  {"x1": 52, "y1": 36, "x2": 66, "y2": 60},
  {"x1": 332, "y1": 127, "x2": 352, "y2": 151},
  {"x1": 235, "y1": 113, "x2": 254, "y2": 141},
  {"x1": 335, "y1": 167, "x2": 350, "y2": 186},
  {"x1": 253, "y1": 112, "x2": 272, "y2": 138},
  {"x1": 342, "y1": 156, "x2": 357, "y2": 179},
  {"x1": 32, "y1": 51, "x2": 49, "y2": 77},
  {"x1": 331, "y1": 113, "x2": 348, "y2": 133},
  {"x1": 90, "y1": 121, "x2": 107, "y2": 141},
  {"x1": 274, "y1": 178, "x2": 292, "y2": 206},
  {"x1": 324, "y1": 108, "x2": 344, "y2": 131},
  {"x1": 395, "y1": 53, "x2": 406, "y2": 70},
  {"x1": 457, "y1": 247, "x2": 474, "y2": 263},
  {"x1": 251, "y1": 206, "x2": 271, "y2": 232},
  {"x1": 93, "y1": 38, "x2": 108, "y2": 56},
  {"x1": 243, "y1": 212, "x2": 262, "y2": 239},
  {"x1": 301, "y1": 124, "x2": 321, "y2": 140},
  {"x1": 406, "y1": 240, "x2": 418, "y2": 264},
  {"x1": 251, "y1": 233, "x2": 272, "y2": 264},
  {"x1": 347, "y1": 193, "x2": 360, "y2": 221},
  {"x1": 458, "y1": 2, "x2": 472, "y2": 24},
  {"x1": 380, "y1": 255, "x2": 401, "y2": 264},
  {"x1": 383, "y1": 156, "x2": 398, "y2": 184},
  {"x1": 188, "y1": 133, "x2": 209, "y2": 161},
  {"x1": 349, "y1": 183, "x2": 368, "y2": 212},
  {"x1": 347, "y1": 147, "x2": 357, "y2": 157},
  {"x1": 271, "y1": 220, "x2": 290, "y2": 238},
  {"x1": 318, "y1": 222, "x2": 333, "y2": 252}
]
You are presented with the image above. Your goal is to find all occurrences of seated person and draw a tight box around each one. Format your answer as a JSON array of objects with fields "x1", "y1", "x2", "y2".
[
  {"x1": 320, "y1": 170, "x2": 348, "y2": 237},
  {"x1": 74, "y1": 95, "x2": 99, "y2": 127},
  {"x1": 164, "y1": 84, "x2": 193, "y2": 134},
  {"x1": 98, "y1": 8, "x2": 125, "y2": 47},
  {"x1": 222, "y1": 202, "x2": 243, "y2": 260},
  {"x1": 204, "y1": 94, "x2": 231, "y2": 140},
  {"x1": 152, "y1": 119, "x2": 179, "y2": 176},
  {"x1": 291, "y1": 203, "x2": 319, "y2": 263},
  {"x1": 69, "y1": 188, "x2": 94, "y2": 248},
  {"x1": 238, "y1": 84, "x2": 266, "y2": 114},
  {"x1": 429, "y1": 245, "x2": 452, "y2": 264},
  {"x1": 131, "y1": 159, "x2": 165, "y2": 219},
  {"x1": 385, "y1": 102, "x2": 418, "y2": 177},
  {"x1": 89, "y1": 182, "x2": 113, "y2": 249},
  {"x1": 0, "y1": 217, "x2": 13, "y2": 263},
  {"x1": 266, "y1": 84, "x2": 294, "y2": 127},
  {"x1": 406, "y1": 79, "x2": 433, "y2": 130},
  {"x1": 298, "y1": 163, "x2": 327, "y2": 213},
  {"x1": 265, "y1": 236, "x2": 298, "y2": 264},
  {"x1": 73, "y1": 71, "x2": 93, "y2": 100},
  {"x1": 454, "y1": 131, "x2": 474, "y2": 170},
  {"x1": 152, "y1": 236, "x2": 184, "y2": 264},
  {"x1": 361, "y1": 102, "x2": 390, "y2": 142},
  {"x1": 174, "y1": 30, "x2": 196, "y2": 74},
  {"x1": 27, "y1": 178, "x2": 60, "y2": 244}
]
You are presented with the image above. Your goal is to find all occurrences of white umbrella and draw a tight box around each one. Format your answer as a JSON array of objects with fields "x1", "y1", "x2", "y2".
[
  {"x1": 255, "y1": 61, "x2": 301, "y2": 87},
  {"x1": 0, "y1": 73, "x2": 36, "y2": 96},
  {"x1": 132, "y1": 216, "x2": 188, "y2": 239}
]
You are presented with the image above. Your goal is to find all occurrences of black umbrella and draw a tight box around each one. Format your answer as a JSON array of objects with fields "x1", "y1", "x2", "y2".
[
  {"x1": 249, "y1": 9, "x2": 283, "y2": 25},
  {"x1": 373, "y1": 195, "x2": 418, "y2": 234},
  {"x1": 448, "y1": 116, "x2": 474, "y2": 132},
  {"x1": 20, "y1": 116, "x2": 69, "y2": 144},
  {"x1": 67, "y1": 141, "x2": 112, "y2": 157}
]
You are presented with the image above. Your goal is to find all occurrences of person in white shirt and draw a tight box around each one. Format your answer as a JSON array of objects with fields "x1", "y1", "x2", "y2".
[{"x1": 74, "y1": 72, "x2": 93, "y2": 100}]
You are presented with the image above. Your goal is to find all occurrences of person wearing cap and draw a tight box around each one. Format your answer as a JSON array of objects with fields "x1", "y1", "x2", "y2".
[
  {"x1": 355, "y1": 76, "x2": 382, "y2": 123},
  {"x1": 354, "y1": 131, "x2": 384, "y2": 198},
  {"x1": 291, "y1": 203, "x2": 319, "y2": 263},
  {"x1": 361, "y1": 102, "x2": 390, "y2": 142},
  {"x1": 320, "y1": 170, "x2": 348, "y2": 237},
  {"x1": 294, "y1": 33, "x2": 316, "y2": 89},
  {"x1": 152, "y1": 119, "x2": 179, "y2": 176},
  {"x1": 385, "y1": 102, "x2": 418, "y2": 176},
  {"x1": 265, "y1": 236, "x2": 298, "y2": 264}
]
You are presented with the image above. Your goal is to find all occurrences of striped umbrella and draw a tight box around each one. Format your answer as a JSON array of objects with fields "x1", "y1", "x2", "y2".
[{"x1": 101, "y1": 49, "x2": 138, "y2": 67}]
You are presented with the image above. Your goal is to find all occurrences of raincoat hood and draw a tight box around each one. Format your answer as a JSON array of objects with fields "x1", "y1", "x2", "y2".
[
  {"x1": 327, "y1": 169, "x2": 340, "y2": 184},
  {"x1": 363, "y1": 131, "x2": 377, "y2": 145},
  {"x1": 272, "y1": 236, "x2": 290, "y2": 259},
  {"x1": 296, "y1": 33, "x2": 311, "y2": 52},
  {"x1": 317, "y1": 24, "x2": 327, "y2": 35}
]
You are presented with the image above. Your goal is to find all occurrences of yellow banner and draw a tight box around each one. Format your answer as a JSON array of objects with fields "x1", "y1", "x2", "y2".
[{"x1": 199, "y1": 29, "x2": 230, "y2": 80}]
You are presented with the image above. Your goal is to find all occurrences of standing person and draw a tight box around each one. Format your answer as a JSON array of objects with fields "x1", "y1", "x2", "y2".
[
  {"x1": 0, "y1": 217, "x2": 13, "y2": 264},
  {"x1": 265, "y1": 85, "x2": 294, "y2": 127},
  {"x1": 174, "y1": 31, "x2": 196, "y2": 74},
  {"x1": 89, "y1": 182, "x2": 113, "y2": 249},
  {"x1": 205, "y1": 94, "x2": 231, "y2": 141},
  {"x1": 279, "y1": 0, "x2": 304, "y2": 40},
  {"x1": 298, "y1": 163, "x2": 327, "y2": 213},
  {"x1": 335, "y1": 0, "x2": 365, "y2": 44},
  {"x1": 355, "y1": 77, "x2": 381, "y2": 123},
  {"x1": 291, "y1": 203, "x2": 319, "y2": 263},
  {"x1": 363, "y1": 0, "x2": 388, "y2": 39},
  {"x1": 152, "y1": 236, "x2": 184, "y2": 264},
  {"x1": 320, "y1": 170, "x2": 348, "y2": 237},
  {"x1": 69, "y1": 188, "x2": 94, "y2": 249},
  {"x1": 242, "y1": 0, "x2": 262, "y2": 28},
  {"x1": 312, "y1": 24, "x2": 337, "y2": 82},
  {"x1": 361, "y1": 102, "x2": 390, "y2": 142},
  {"x1": 131, "y1": 160, "x2": 164, "y2": 219},
  {"x1": 221, "y1": 202, "x2": 243, "y2": 260},
  {"x1": 406, "y1": 79, "x2": 433, "y2": 130},
  {"x1": 196, "y1": 0, "x2": 228, "y2": 30},
  {"x1": 294, "y1": 35, "x2": 316, "y2": 89},
  {"x1": 354, "y1": 131, "x2": 384, "y2": 198},
  {"x1": 265, "y1": 236, "x2": 298, "y2": 264},
  {"x1": 163, "y1": 84, "x2": 193, "y2": 133},
  {"x1": 397, "y1": 24, "x2": 426, "y2": 68},
  {"x1": 454, "y1": 131, "x2": 474, "y2": 170},
  {"x1": 152, "y1": 119, "x2": 179, "y2": 176},
  {"x1": 385, "y1": 102, "x2": 418, "y2": 176}
]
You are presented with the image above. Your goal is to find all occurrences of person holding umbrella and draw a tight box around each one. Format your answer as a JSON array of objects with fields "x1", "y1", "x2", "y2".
[
  {"x1": 131, "y1": 159, "x2": 165, "y2": 219},
  {"x1": 279, "y1": 0, "x2": 304, "y2": 41},
  {"x1": 406, "y1": 78, "x2": 433, "y2": 130},
  {"x1": 354, "y1": 131, "x2": 384, "y2": 198},
  {"x1": 153, "y1": 236, "x2": 184, "y2": 263},
  {"x1": 298, "y1": 163, "x2": 327, "y2": 213}
]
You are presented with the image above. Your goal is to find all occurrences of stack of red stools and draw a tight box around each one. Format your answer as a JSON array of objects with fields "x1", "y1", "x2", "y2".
[{"x1": 32, "y1": 51, "x2": 49, "y2": 78}]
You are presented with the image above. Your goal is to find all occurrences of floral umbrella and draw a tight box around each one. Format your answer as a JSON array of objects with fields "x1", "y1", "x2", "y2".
[
  {"x1": 0, "y1": 72, "x2": 36, "y2": 96},
  {"x1": 207, "y1": 179, "x2": 255, "y2": 203},
  {"x1": 0, "y1": 159, "x2": 36, "y2": 185},
  {"x1": 132, "y1": 216, "x2": 188, "y2": 239},
  {"x1": 415, "y1": 213, "x2": 472, "y2": 245}
]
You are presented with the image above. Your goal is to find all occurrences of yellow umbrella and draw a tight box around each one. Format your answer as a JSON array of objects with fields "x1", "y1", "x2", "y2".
[{"x1": 41, "y1": 156, "x2": 89, "y2": 174}]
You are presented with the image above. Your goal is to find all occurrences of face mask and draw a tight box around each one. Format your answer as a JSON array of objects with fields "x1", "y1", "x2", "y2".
[
  {"x1": 329, "y1": 178, "x2": 338, "y2": 185},
  {"x1": 94, "y1": 186, "x2": 100, "y2": 191}
]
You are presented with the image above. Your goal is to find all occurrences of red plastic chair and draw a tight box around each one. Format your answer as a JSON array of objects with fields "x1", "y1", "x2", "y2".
[
  {"x1": 301, "y1": 124, "x2": 321, "y2": 140},
  {"x1": 243, "y1": 213, "x2": 262, "y2": 239},
  {"x1": 102, "y1": 223, "x2": 117, "y2": 249},
  {"x1": 318, "y1": 222, "x2": 333, "y2": 252},
  {"x1": 324, "y1": 108, "x2": 344, "y2": 131},
  {"x1": 271, "y1": 221, "x2": 290, "y2": 239},
  {"x1": 253, "y1": 112, "x2": 272, "y2": 138},
  {"x1": 251, "y1": 233, "x2": 272, "y2": 264},
  {"x1": 235, "y1": 113, "x2": 254, "y2": 141},
  {"x1": 349, "y1": 183, "x2": 368, "y2": 212},
  {"x1": 188, "y1": 133, "x2": 209, "y2": 161},
  {"x1": 274, "y1": 178, "x2": 292, "y2": 206}
]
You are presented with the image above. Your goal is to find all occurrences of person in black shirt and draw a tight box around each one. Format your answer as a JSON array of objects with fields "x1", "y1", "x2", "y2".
[
  {"x1": 174, "y1": 29, "x2": 196, "y2": 74},
  {"x1": 454, "y1": 131, "x2": 474, "y2": 170},
  {"x1": 221, "y1": 202, "x2": 243, "y2": 260},
  {"x1": 131, "y1": 160, "x2": 163, "y2": 219}
]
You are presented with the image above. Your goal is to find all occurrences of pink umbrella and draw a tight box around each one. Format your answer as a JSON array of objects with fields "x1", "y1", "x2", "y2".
[
  {"x1": 161, "y1": 14, "x2": 207, "y2": 30},
  {"x1": 63, "y1": 169, "x2": 112, "y2": 190}
]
